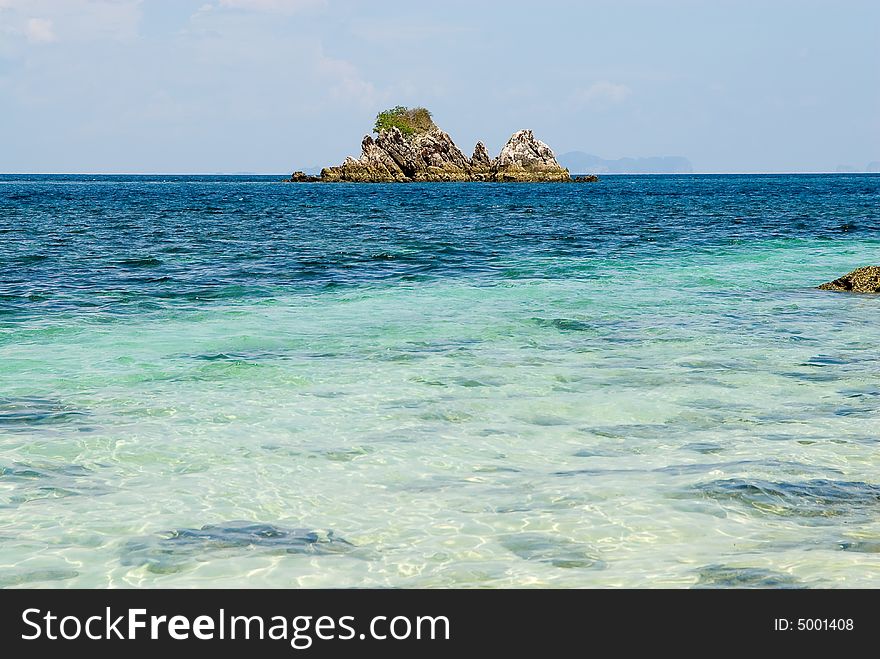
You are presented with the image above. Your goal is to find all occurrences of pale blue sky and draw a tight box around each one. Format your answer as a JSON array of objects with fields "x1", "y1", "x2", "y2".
[{"x1": 1, "y1": 0, "x2": 877, "y2": 173}]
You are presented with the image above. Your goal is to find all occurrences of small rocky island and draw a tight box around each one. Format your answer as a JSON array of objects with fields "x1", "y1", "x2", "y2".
[
  {"x1": 287, "y1": 106, "x2": 597, "y2": 183},
  {"x1": 819, "y1": 266, "x2": 880, "y2": 293}
]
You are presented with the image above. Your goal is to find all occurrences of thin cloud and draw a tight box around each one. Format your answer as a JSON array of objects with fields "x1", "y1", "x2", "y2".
[
  {"x1": 25, "y1": 18, "x2": 56, "y2": 43},
  {"x1": 318, "y1": 54, "x2": 384, "y2": 108},
  {"x1": 216, "y1": 0, "x2": 326, "y2": 13},
  {"x1": 0, "y1": 1, "x2": 143, "y2": 43},
  {"x1": 573, "y1": 81, "x2": 633, "y2": 107}
]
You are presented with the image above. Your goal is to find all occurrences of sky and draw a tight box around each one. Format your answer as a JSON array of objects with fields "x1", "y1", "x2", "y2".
[{"x1": 0, "y1": 0, "x2": 878, "y2": 173}]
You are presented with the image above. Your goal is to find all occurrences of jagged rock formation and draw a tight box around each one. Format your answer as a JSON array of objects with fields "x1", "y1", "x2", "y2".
[
  {"x1": 493, "y1": 130, "x2": 571, "y2": 182},
  {"x1": 819, "y1": 266, "x2": 880, "y2": 293},
  {"x1": 469, "y1": 141, "x2": 493, "y2": 181},
  {"x1": 320, "y1": 127, "x2": 473, "y2": 182},
  {"x1": 471, "y1": 141, "x2": 491, "y2": 167},
  {"x1": 311, "y1": 110, "x2": 584, "y2": 183}
]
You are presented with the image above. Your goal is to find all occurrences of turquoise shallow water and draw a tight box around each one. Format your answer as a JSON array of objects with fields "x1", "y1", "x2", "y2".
[{"x1": 2, "y1": 174, "x2": 880, "y2": 588}]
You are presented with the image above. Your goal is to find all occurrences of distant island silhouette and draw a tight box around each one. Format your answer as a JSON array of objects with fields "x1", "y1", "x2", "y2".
[{"x1": 558, "y1": 151, "x2": 693, "y2": 174}]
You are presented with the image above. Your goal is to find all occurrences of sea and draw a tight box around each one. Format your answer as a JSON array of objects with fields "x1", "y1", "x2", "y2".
[{"x1": 1, "y1": 173, "x2": 879, "y2": 588}]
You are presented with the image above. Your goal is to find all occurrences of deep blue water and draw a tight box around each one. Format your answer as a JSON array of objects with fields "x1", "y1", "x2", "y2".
[
  {"x1": 2, "y1": 174, "x2": 878, "y2": 316},
  {"x1": 2, "y1": 173, "x2": 880, "y2": 588}
]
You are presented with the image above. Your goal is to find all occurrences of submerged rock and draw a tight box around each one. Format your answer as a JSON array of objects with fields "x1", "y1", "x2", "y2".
[
  {"x1": 0, "y1": 569, "x2": 80, "y2": 588},
  {"x1": 0, "y1": 462, "x2": 108, "y2": 506},
  {"x1": 819, "y1": 266, "x2": 880, "y2": 293},
  {"x1": 121, "y1": 521, "x2": 354, "y2": 574},
  {"x1": 310, "y1": 105, "x2": 588, "y2": 183},
  {"x1": 693, "y1": 478, "x2": 880, "y2": 518},
  {"x1": 500, "y1": 533, "x2": 605, "y2": 569},
  {"x1": 694, "y1": 565, "x2": 804, "y2": 589},
  {"x1": 0, "y1": 397, "x2": 86, "y2": 427}
]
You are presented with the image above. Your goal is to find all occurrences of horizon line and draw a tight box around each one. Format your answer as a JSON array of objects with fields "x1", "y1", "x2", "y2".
[{"x1": 2, "y1": 171, "x2": 879, "y2": 177}]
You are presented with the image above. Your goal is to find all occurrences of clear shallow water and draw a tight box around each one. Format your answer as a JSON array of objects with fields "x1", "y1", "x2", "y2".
[{"x1": 2, "y1": 173, "x2": 880, "y2": 588}]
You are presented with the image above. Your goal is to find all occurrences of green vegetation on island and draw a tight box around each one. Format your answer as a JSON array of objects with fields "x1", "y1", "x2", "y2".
[{"x1": 373, "y1": 106, "x2": 435, "y2": 136}]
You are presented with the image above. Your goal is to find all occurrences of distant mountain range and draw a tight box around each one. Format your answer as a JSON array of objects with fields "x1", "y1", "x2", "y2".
[{"x1": 558, "y1": 151, "x2": 693, "y2": 174}]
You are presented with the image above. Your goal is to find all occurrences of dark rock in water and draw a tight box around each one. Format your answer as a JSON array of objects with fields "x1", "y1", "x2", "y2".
[
  {"x1": 285, "y1": 171, "x2": 320, "y2": 183},
  {"x1": 0, "y1": 397, "x2": 85, "y2": 427},
  {"x1": 839, "y1": 540, "x2": 880, "y2": 553},
  {"x1": 1, "y1": 463, "x2": 92, "y2": 481},
  {"x1": 572, "y1": 174, "x2": 600, "y2": 182},
  {"x1": 819, "y1": 266, "x2": 880, "y2": 293},
  {"x1": 165, "y1": 522, "x2": 352, "y2": 551},
  {"x1": 313, "y1": 106, "x2": 581, "y2": 183},
  {"x1": 0, "y1": 568, "x2": 80, "y2": 588},
  {"x1": 121, "y1": 521, "x2": 354, "y2": 574},
  {"x1": 0, "y1": 462, "x2": 107, "y2": 506},
  {"x1": 693, "y1": 478, "x2": 880, "y2": 518},
  {"x1": 534, "y1": 317, "x2": 594, "y2": 332},
  {"x1": 499, "y1": 533, "x2": 605, "y2": 569},
  {"x1": 694, "y1": 565, "x2": 804, "y2": 589}
]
